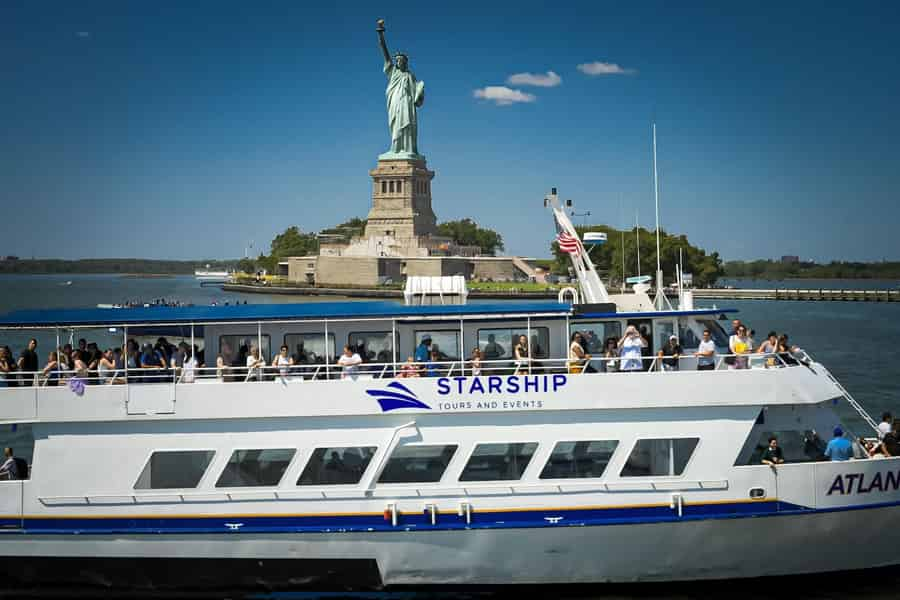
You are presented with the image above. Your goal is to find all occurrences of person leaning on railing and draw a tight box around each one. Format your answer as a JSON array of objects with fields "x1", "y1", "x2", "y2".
[
  {"x1": 658, "y1": 335, "x2": 682, "y2": 372},
  {"x1": 694, "y1": 329, "x2": 716, "y2": 371},
  {"x1": 513, "y1": 335, "x2": 530, "y2": 375}
]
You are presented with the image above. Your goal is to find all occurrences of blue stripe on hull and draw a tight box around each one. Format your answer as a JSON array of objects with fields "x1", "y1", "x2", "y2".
[{"x1": 10, "y1": 500, "x2": 803, "y2": 535}]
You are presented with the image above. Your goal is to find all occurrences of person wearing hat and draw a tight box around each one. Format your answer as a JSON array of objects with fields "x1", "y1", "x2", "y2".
[
  {"x1": 415, "y1": 335, "x2": 432, "y2": 363},
  {"x1": 824, "y1": 426, "x2": 853, "y2": 461},
  {"x1": 657, "y1": 334, "x2": 683, "y2": 372}
]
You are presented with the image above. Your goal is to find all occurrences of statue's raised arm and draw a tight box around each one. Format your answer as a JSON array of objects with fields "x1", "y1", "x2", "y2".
[{"x1": 376, "y1": 19, "x2": 391, "y2": 67}]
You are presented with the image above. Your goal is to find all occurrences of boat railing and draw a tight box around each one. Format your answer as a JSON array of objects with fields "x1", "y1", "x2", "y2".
[{"x1": 0, "y1": 349, "x2": 817, "y2": 390}]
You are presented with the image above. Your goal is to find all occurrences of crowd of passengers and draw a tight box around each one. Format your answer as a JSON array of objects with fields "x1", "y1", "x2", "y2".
[
  {"x1": 0, "y1": 337, "x2": 205, "y2": 386},
  {"x1": 761, "y1": 413, "x2": 900, "y2": 467},
  {"x1": 0, "y1": 318, "x2": 807, "y2": 386},
  {"x1": 566, "y1": 318, "x2": 804, "y2": 374}
]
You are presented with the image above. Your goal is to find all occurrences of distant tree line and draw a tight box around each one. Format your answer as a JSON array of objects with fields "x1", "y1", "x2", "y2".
[
  {"x1": 724, "y1": 259, "x2": 900, "y2": 280},
  {"x1": 550, "y1": 225, "x2": 724, "y2": 287},
  {"x1": 0, "y1": 258, "x2": 239, "y2": 275}
]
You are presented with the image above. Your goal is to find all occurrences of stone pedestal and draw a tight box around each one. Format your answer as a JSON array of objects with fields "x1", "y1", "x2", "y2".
[{"x1": 365, "y1": 157, "x2": 436, "y2": 245}]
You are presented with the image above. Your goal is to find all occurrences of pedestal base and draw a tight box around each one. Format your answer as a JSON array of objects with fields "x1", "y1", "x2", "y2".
[{"x1": 378, "y1": 151, "x2": 425, "y2": 162}]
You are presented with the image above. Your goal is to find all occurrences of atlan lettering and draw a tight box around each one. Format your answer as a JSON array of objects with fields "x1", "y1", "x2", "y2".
[
  {"x1": 436, "y1": 374, "x2": 567, "y2": 396},
  {"x1": 826, "y1": 470, "x2": 900, "y2": 495}
]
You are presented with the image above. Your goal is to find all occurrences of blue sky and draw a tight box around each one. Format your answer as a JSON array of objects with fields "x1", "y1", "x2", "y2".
[{"x1": 1, "y1": 1, "x2": 898, "y2": 262}]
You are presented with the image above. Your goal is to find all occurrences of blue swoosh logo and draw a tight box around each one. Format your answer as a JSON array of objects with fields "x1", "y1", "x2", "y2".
[{"x1": 366, "y1": 381, "x2": 431, "y2": 411}]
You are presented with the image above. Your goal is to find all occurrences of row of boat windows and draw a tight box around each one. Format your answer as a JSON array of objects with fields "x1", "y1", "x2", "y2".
[
  {"x1": 220, "y1": 327, "x2": 551, "y2": 365},
  {"x1": 134, "y1": 438, "x2": 700, "y2": 490}
]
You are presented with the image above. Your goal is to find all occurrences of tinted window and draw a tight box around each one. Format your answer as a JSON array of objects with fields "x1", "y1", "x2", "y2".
[
  {"x1": 219, "y1": 335, "x2": 271, "y2": 365},
  {"x1": 216, "y1": 448, "x2": 296, "y2": 487},
  {"x1": 540, "y1": 440, "x2": 619, "y2": 479},
  {"x1": 569, "y1": 322, "x2": 621, "y2": 355},
  {"x1": 460, "y1": 443, "x2": 537, "y2": 482},
  {"x1": 477, "y1": 327, "x2": 550, "y2": 360},
  {"x1": 348, "y1": 332, "x2": 394, "y2": 363},
  {"x1": 620, "y1": 438, "x2": 699, "y2": 477},
  {"x1": 697, "y1": 319, "x2": 729, "y2": 347},
  {"x1": 414, "y1": 331, "x2": 460, "y2": 361},
  {"x1": 297, "y1": 446, "x2": 377, "y2": 485},
  {"x1": 378, "y1": 444, "x2": 458, "y2": 484},
  {"x1": 284, "y1": 333, "x2": 336, "y2": 364},
  {"x1": 134, "y1": 450, "x2": 215, "y2": 489},
  {"x1": 741, "y1": 430, "x2": 827, "y2": 465}
]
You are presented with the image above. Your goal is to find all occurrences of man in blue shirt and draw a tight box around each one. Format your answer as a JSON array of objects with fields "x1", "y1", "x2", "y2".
[
  {"x1": 414, "y1": 336, "x2": 432, "y2": 363},
  {"x1": 825, "y1": 427, "x2": 853, "y2": 461}
]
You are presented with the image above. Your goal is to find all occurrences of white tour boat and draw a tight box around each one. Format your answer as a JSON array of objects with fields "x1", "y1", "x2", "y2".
[{"x1": 0, "y1": 190, "x2": 894, "y2": 592}]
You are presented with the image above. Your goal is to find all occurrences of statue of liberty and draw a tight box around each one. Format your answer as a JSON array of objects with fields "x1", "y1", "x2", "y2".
[{"x1": 377, "y1": 19, "x2": 424, "y2": 158}]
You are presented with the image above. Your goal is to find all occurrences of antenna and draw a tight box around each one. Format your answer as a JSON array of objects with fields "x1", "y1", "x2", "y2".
[
  {"x1": 651, "y1": 122, "x2": 673, "y2": 310},
  {"x1": 620, "y1": 193, "x2": 626, "y2": 293},
  {"x1": 635, "y1": 210, "x2": 641, "y2": 279}
]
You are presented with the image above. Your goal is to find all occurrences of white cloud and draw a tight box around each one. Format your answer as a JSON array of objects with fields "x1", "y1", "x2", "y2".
[
  {"x1": 577, "y1": 61, "x2": 636, "y2": 76},
  {"x1": 473, "y1": 86, "x2": 536, "y2": 106},
  {"x1": 506, "y1": 70, "x2": 562, "y2": 87}
]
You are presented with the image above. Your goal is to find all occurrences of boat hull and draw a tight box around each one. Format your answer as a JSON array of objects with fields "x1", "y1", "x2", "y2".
[{"x1": 1, "y1": 502, "x2": 898, "y2": 590}]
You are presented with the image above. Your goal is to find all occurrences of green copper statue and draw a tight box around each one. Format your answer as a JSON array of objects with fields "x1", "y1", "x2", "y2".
[{"x1": 377, "y1": 19, "x2": 424, "y2": 159}]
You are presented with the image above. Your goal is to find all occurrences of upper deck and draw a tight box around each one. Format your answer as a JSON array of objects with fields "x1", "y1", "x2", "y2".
[{"x1": 0, "y1": 299, "x2": 846, "y2": 426}]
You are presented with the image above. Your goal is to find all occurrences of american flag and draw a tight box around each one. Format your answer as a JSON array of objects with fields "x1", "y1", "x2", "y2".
[{"x1": 556, "y1": 230, "x2": 580, "y2": 255}]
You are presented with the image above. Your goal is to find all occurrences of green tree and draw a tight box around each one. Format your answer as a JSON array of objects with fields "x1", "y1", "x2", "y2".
[
  {"x1": 436, "y1": 219, "x2": 504, "y2": 255},
  {"x1": 319, "y1": 218, "x2": 367, "y2": 240},
  {"x1": 269, "y1": 226, "x2": 319, "y2": 258},
  {"x1": 550, "y1": 225, "x2": 724, "y2": 287}
]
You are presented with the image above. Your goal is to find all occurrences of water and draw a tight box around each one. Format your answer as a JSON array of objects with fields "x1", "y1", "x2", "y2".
[{"x1": 0, "y1": 274, "x2": 899, "y2": 598}]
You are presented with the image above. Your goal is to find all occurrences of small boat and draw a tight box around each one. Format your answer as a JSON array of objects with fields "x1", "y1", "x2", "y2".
[{"x1": 194, "y1": 266, "x2": 234, "y2": 285}]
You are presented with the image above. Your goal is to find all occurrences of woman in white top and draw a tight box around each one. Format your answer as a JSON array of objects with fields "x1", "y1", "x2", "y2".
[
  {"x1": 97, "y1": 348, "x2": 121, "y2": 384},
  {"x1": 617, "y1": 325, "x2": 647, "y2": 372},
  {"x1": 273, "y1": 345, "x2": 292, "y2": 379},
  {"x1": 245, "y1": 348, "x2": 266, "y2": 381},
  {"x1": 729, "y1": 324, "x2": 751, "y2": 370}
]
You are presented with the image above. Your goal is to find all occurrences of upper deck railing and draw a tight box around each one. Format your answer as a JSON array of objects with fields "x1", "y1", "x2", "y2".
[{"x1": 0, "y1": 349, "x2": 815, "y2": 388}]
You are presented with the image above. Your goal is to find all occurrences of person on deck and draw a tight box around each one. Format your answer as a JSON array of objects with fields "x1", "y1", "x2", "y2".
[
  {"x1": 337, "y1": 345, "x2": 362, "y2": 380},
  {"x1": 568, "y1": 332, "x2": 588, "y2": 374},
  {"x1": 618, "y1": 326, "x2": 646, "y2": 372},
  {"x1": 825, "y1": 427, "x2": 853, "y2": 461},
  {"x1": 415, "y1": 336, "x2": 432, "y2": 364},
  {"x1": 761, "y1": 436, "x2": 784, "y2": 467},
  {"x1": 17, "y1": 338, "x2": 38, "y2": 387},
  {"x1": 878, "y1": 412, "x2": 893, "y2": 440},
  {"x1": 694, "y1": 330, "x2": 717, "y2": 371},
  {"x1": 513, "y1": 335, "x2": 530, "y2": 375},
  {"x1": 658, "y1": 335, "x2": 682, "y2": 372},
  {"x1": 0, "y1": 448, "x2": 18, "y2": 481}
]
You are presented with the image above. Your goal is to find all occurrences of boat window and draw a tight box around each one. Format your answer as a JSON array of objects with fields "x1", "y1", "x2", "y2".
[
  {"x1": 654, "y1": 320, "x2": 676, "y2": 351},
  {"x1": 737, "y1": 430, "x2": 827, "y2": 465},
  {"x1": 539, "y1": 440, "x2": 619, "y2": 479},
  {"x1": 620, "y1": 438, "x2": 699, "y2": 477},
  {"x1": 284, "y1": 333, "x2": 336, "y2": 365},
  {"x1": 219, "y1": 335, "x2": 271, "y2": 365},
  {"x1": 697, "y1": 319, "x2": 729, "y2": 347},
  {"x1": 677, "y1": 319, "x2": 701, "y2": 349},
  {"x1": 477, "y1": 327, "x2": 550, "y2": 360},
  {"x1": 414, "y1": 331, "x2": 460, "y2": 361},
  {"x1": 134, "y1": 450, "x2": 215, "y2": 489},
  {"x1": 297, "y1": 446, "x2": 377, "y2": 485},
  {"x1": 348, "y1": 331, "x2": 395, "y2": 363},
  {"x1": 570, "y1": 322, "x2": 621, "y2": 355},
  {"x1": 215, "y1": 448, "x2": 296, "y2": 487},
  {"x1": 378, "y1": 444, "x2": 458, "y2": 484},
  {"x1": 460, "y1": 443, "x2": 538, "y2": 482}
]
